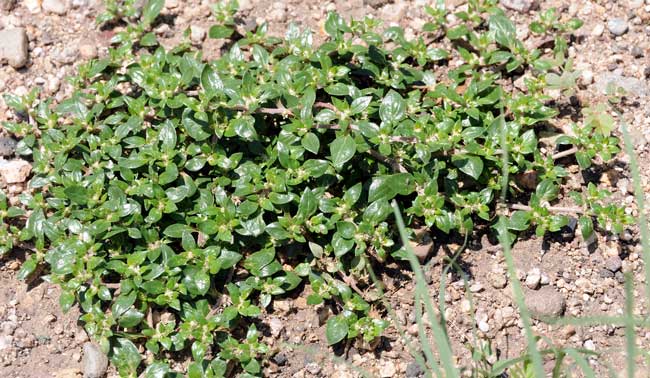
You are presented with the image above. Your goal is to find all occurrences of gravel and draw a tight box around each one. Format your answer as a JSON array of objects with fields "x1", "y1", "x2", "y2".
[
  {"x1": 604, "y1": 256, "x2": 623, "y2": 272},
  {"x1": 524, "y1": 287, "x2": 566, "y2": 319},
  {"x1": 631, "y1": 46, "x2": 644, "y2": 58},
  {"x1": 0, "y1": 137, "x2": 17, "y2": 157},
  {"x1": 82, "y1": 342, "x2": 108, "y2": 378},
  {"x1": 190, "y1": 25, "x2": 206, "y2": 44},
  {"x1": 0, "y1": 335, "x2": 13, "y2": 351},
  {"x1": 595, "y1": 72, "x2": 649, "y2": 97},
  {"x1": 410, "y1": 230, "x2": 434, "y2": 263},
  {"x1": 525, "y1": 268, "x2": 542, "y2": 289},
  {"x1": 268, "y1": 316, "x2": 284, "y2": 337},
  {"x1": 78, "y1": 41, "x2": 98, "y2": 60},
  {"x1": 607, "y1": 18, "x2": 629, "y2": 36},
  {"x1": 405, "y1": 361, "x2": 424, "y2": 378},
  {"x1": 489, "y1": 271, "x2": 507, "y2": 289},
  {"x1": 592, "y1": 24, "x2": 605, "y2": 37},
  {"x1": 42, "y1": 0, "x2": 69, "y2": 14},
  {"x1": 500, "y1": 0, "x2": 537, "y2": 12},
  {"x1": 0, "y1": 160, "x2": 32, "y2": 183},
  {"x1": 272, "y1": 352, "x2": 288, "y2": 366},
  {"x1": 0, "y1": 28, "x2": 29, "y2": 68},
  {"x1": 305, "y1": 362, "x2": 322, "y2": 375},
  {"x1": 380, "y1": 360, "x2": 397, "y2": 377},
  {"x1": 0, "y1": 0, "x2": 16, "y2": 12}
]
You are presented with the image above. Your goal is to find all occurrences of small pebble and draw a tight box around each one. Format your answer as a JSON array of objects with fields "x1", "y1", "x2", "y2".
[
  {"x1": 42, "y1": 0, "x2": 69, "y2": 14},
  {"x1": 78, "y1": 41, "x2": 97, "y2": 60},
  {"x1": 604, "y1": 256, "x2": 623, "y2": 272},
  {"x1": 581, "y1": 70, "x2": 594, "y2": 85},
  {"x1": 631, "y1": 46, "x2": 644, "y2": 58},
  {"x1": 380, "y1": 360, "x2": 397, "y2": 377},
  {"x1": 268, "y1": 317, "x2": 284, "y2": 338},
  {"x1": 0, "y1": 137, "x2": 16, "y2": 157},
  {"x1": 525, "y1": 268, "x2": 542, "y2": 289},
  {"x1": 499, "y1": 0, "x2": 537, "y2": 13},
  {"x1": 82, "y1": 342, "x2": 109, "y2": 378},
  {"x1": 0, "y1": 28, "x2": 29, "y2": 68},
  {"x1": 190, "y1": 25, "x2": 206, "y2": 44},
  {"x1": 305, "y1": 362, "x2": 321, "y2": 375},
  {"x1": 0, "y1": 335, "x2": 13, "y2": 351},
  {"x1": 460, "y1": 299, "x2": 472, "y2": 313},
  {"x1": 406, "y1": 361, "x2": 424, "y2": 378},
  {"x1": 592, "y1": 24, "x2": 605, "y2": 37},
  {"x1": 607, "y1": 18, "x2": 629, "y2": 36},
  {"x1": 525, "y1": 287, "x2": 566, "y2": 319},
  {"x1": 469, "y1": 283, "x2": 483, "y2": 293},
  {"x1": 0, "y1": 0, "x2": 16, "y2": 12},
  {"x1": 272, "y1": 352, "x2": 287, "y2": 366},
  {"x1": 0, "y1": 160, "x2": 32, "y2": 183}
]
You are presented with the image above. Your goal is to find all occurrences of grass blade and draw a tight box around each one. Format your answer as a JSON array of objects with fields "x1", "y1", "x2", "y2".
[
  {"x1": 497, "y1": 113, "x2": 546, "y2": 378},
  {"x1": 620, "y1": 121, "x2": 650, "y2": 312},
  {"x1": 624, "y1": 273, "x2": 636, "y2": 378},
  {"x1": 392, "y1": 200, "x2": 459, "y2": 378},
  {"x1": 366, "y1": 263, "x2": 434, "y2": 377},
  {"x1": 565, "y1": 349, "x2": 596, "y2": 378}
]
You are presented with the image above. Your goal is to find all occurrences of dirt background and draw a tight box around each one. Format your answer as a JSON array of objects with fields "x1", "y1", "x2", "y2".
[{"x1": 1, "y1": 0, "x2": 650, "y2": 377}]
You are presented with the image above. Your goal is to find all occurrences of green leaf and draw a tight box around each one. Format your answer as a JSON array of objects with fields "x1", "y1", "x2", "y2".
[
  {"x1": 301, "y1": 132, "x2": 320, "y2": 154},
  {"x1": 324, "y1": 12, "x2": 348, "y2": 36},
  {"x1": 142, "y1": 0, "x2": 164, "y2": 26},
  {"x1": 237, "y1": 214, "x2": 266, "y2": 237},
  {"x1": 119, "y1": 308, "x2": 145, "y2": 328},
  {"x1": 163, "y1": 223, "x2": 192, "y2": 238},
  {"x1": 446, "y1": 24, "x2": 469, "y2": 39},
  {"x1": 17, "y1": 257, "x2": 37, "y2": 281},
  {"x1": 529, "y1": 21, "x2": 546, "y2": 34},
  {"x1": 489, "y1": 13, "x2": 516, "y2": 48},
  {"x1": 201, "y1": 65, "x2": 223, "y2": 98},
  {"x1": 426, "y1": 47, "x2": 449, "y2": 61},
  {"x1": 579, "y1": 216, "x2": 594, "y2": 240},
  {"x1": 329, "y1": 135, "x2": 356, "y2": 169},
  {"x1": 64, "y1": 185, "x2": 88, "y2": 205},
  {"x1": 508, "y1": 210, "x2": 531, "y2": 231},
  {"x1": 535, "y1": 180, "x2": 558, "y2": 201},
  {"x1": 111, "y1": 338, "x2": 142, "y2": 372},
  {"x1": 208, "y1": 25, "x2": 234, "y2": 39},
  {"x1": 140, "y1": 32, "x2": 158, "y2": 46},
  {"x1": 363, "y1": 199, "x2": 392, "y2": 224},
  {"x1": 159, "y1": 121, "x2": 177, "y2": 150},
  {"x1": 183, "y1": 266, "x2": 211, "y2": 296},
  {"x1": 297, "y1": 188, "x2": 318, "y2": 220},
  {"x1": 231, "y1": 117, "x2": 258, "y2": 141},
  {"x1": 575, "y1": 151, "x2": 592, "y2": 169},
  {"x1": 452, "y1": 155, "x2": 484, "y2": 180},
  {"x1": 142, "y1": 363, "x2": 171, "y2": 378},
  {"x1": 350, "y1": 96, "x2": 372, "y2": 115},
  {"x1": 326, "y1": 315, "x2": 348, "y2": 345},
  {"x1": 379, "y1": 90, "x2": 406, "y2": 124},
  {"x1": 368, "y1": 173, "x2": 413, "y2": 202}
]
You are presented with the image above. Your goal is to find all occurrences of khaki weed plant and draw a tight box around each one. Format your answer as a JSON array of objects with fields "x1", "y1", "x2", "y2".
[{"x1": 0, "y1": 0, "x2": 633, "y2": 376}]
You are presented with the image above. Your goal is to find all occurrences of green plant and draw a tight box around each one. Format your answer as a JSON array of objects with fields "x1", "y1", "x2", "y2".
[
  {"x1": 0, "y1": 0, "x2": 634, "y2": 376},
  {"x1": 529, "y1": 7, "x2": 583, "y2": 35}
]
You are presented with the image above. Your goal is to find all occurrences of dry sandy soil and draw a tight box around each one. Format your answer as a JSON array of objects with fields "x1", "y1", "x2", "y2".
[{"x1": 1, "y1": 0, "x2": 650, "y2": 377}]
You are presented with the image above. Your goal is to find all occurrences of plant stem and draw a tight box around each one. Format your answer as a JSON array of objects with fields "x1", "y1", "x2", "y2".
[
  {"x1": 508, "y1": 203, "x2": 584, "y2": 214},
  {"x1": 551, "y1": 146, "x2": 578, "y2": 160}
]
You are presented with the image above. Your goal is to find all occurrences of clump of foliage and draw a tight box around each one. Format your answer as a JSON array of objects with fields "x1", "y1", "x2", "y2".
[{"x1": 1, "y1": 0, "x2": 631, "y2": 376}]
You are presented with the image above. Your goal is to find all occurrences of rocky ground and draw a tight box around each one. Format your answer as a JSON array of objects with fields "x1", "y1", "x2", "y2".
[{"x1": 1, "y1": 0, "x2": 650, "y2": 377}]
